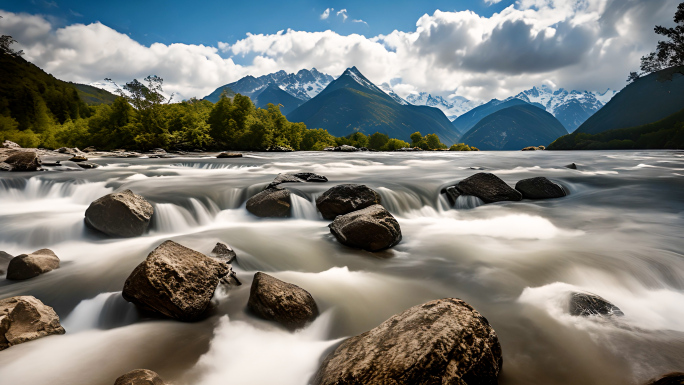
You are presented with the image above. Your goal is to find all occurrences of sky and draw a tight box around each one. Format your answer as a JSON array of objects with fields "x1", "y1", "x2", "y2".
[{"x1": 0, "y1": 0, "x2": 680, "y2": 102}]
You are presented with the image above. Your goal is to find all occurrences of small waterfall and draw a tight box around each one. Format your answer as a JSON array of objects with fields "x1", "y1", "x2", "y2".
[
  {"x1": 152, "y1": 203, "x2": 198, "y2": 233},
  {"x1": 454, "y1": 195, "x2": 485, "y2": 209},
  {"x1": 62, "y1": 292, "x2": 138, "y2": 333},
  {"x1": 189, "y1": 198, "x2": 220, "y2": 225},
  {"x1": 376, "y1": 187, "x2": 425, "y2": 214},
  {"x1": 290, "y1": 194, "x2": 320, "y2": 220},
  {"x1": 218, "y1": 188, "x2": 248, "y2": 209},
  {"x1": 0, "y1": 178, "x2": 112, "y2": 204}
]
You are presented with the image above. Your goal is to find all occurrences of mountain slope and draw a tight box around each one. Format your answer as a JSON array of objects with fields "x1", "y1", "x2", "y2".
[
  {"x1": 71, "y1": 83, "x2": 118, "y2": 105},
  {"x1": 252, "y1": 84, "x2": 305, "y2": 115},
  {"x1": 460, "y1": 104, "x2": 568, "y2": 151},
  {"x1": 287, "y1": 67, "x2": 461, "y2": 144},
  {"x1": 576, "y1": 66, "x2": 684, "y2": 135},
  {"x1": 452, "y1": 98, "x2": 544, "y2": 135}
]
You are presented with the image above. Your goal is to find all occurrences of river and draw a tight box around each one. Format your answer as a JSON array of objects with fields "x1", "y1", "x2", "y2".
[{"x1": 0, "y1": 150, "x2": 683, "y2": 385}]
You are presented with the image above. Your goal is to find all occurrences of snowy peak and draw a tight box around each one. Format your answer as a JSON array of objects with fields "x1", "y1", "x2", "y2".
[
  {"x1": 378, "y1": 83, "x2": 409, "y2": 105},
  {"x1": 340, "y1": 66, "x2": 381, "y2": 92},
  {"x1": 405, "y1": 92, "x2": 481, "y2": 120}
]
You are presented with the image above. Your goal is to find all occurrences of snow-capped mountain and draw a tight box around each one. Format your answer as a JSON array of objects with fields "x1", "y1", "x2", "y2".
[
  {"x1": 405, "y1": 92, "x2": 482, "y2": 121},
  {"x1": 88, "y1": 81, "x2": 123, "y2": 96},
  {"x1": 378, "y1": 83, "x2": 409, "y2": 105}
]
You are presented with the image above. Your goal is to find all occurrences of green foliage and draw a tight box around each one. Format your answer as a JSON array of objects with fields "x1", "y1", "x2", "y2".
[
  {"x1": 449, "y1": 143, "x2": 479, "y2": 151},
  {"x1": 382, "y1": 138, "x2": 411, "y2": 151},
  {"x1": 410, "y1": 131, "x2": 448, "y2": 150},
  {"x1": 640, "y1": 2, "x2": 684, "y2": 74},
  {"x1": 368, "y1": 132, "x2": 390, "y2": 150}
]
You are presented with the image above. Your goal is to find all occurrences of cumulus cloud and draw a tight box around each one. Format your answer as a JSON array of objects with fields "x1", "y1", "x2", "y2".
[
  {"x1": 0, "y1": 0, "x2": 679, "y2": 102},
  {"x1": 320, "y1": 8, "x2": 332, "y2": 20},
  {"x1": 484, "y1": 0, "x2": 503, "y2": 4},
  {"x1": 336, "y1": 9, "x2": 348, "y2": 22}
]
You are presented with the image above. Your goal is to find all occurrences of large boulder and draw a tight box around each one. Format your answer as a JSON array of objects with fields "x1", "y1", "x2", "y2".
[
  {"x1": 122, "y1": 240, "x2": 229, "y2": 321},
  {"x1": 114, "y1": 369, "x2": 167, "y2": 385},
  {"x1": 329, "y1": 204, "x2": 401, "y2": 252},
  {"x1": 313, "y1": 298, "x2": 502, "y2": 385},
  {"x1": 515, "y1": 177, "x2": 566, "y2": 199},
  {"x1": 569, "y1": 292, "x2": 624, "y2": 317},
  {"x1": 4, "y1": 152, "x2": 41, "y2": 172},
  {"x1": 316, "y1": 184, "x2": 381, "y2": 220},
  {"x1": 6, "y1": 249, "x2": 60, "y2": 280},
  {"x1": 647, "y1": 373, "x2": 684, "y2": 385},
  {"x1": 247, "y1": 272, "x2": 318, "y2": 330},
  {"x1": 85, "y1": 190, "x2": 154, "y2": 237},
  {"x1": 217, "y1": 152, "x2": 242, "y2": 158},
  {"x1": 0, "y1": 296, "x2": 65, "y2": 351},
  {"x1": 246, "y1": 187, "x2": 291, "y2": 218},
  {"x1": 453, "y1": 173, "x2": 522, "y2": 203}
]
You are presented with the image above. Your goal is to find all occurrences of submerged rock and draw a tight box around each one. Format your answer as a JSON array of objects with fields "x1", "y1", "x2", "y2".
[
  {"x1": 569, "y1": 292, "x2": 624, "y2": 317},
  {"x1": 4, "y1": 152, "x2": 41, "y2": 172},
  {"x1": 6, "y1": 249, "x2": 60, "y2": 280},
  {"x1": 84, "y1": 190, "x2": 154, "y2": 237},
  {"x1": 122, "y1": 240, "x2": 229, "y2": 321},
  {"x1": 211, "y1": 242, "x2": 237, "y2": 264},
  {"x1": 565, "y1": 163, "x2": 578, "y2": 170},
  {"x1": 515, "y1": 177, "x2": 566, "y2": 199},
  {"x1": 329, "y1": 204, "x2": 401, "y2": 251},
  {"x1": 646, "y1": 372, "x2": 684, "y2": 385},
  {"x1": 316, "y1": 184, "x2": 381, "y2": 220},
  {"x1": 313, "y1": 298, "x2": 502, "y2": 385},
  {"x1": 77, "y1": 162, "x2": 99, "y2": 169},
  {"x1": 0, "y1": 296, "x2": 65, "y2": 350},
  {"x1": 247, "y1": 272, "x2": 318, "y2": 330},
  {"x1": 114, "y1": 369, "x2": 167, "y2": 385},
  {"x1": 217, "y1": 152, "x2": 242, "y2": 158},
  {"x1": 453, "y1": 172, "x2": 522, "y2": 203},
  {"x1": 246, "y1": 187, "x2": 291, "y2": 218}
]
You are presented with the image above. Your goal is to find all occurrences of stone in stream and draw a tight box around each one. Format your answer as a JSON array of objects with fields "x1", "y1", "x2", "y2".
[
  {"x1": 114, "y1": 369, "x2": 167, "y2": 385},
  {"x1": 315, "y1": 184, "x2": 381, "y2": 220},
  {"x1": 441, "y1": 185, "x2": 461, "y2": 205},
  {"x1": 0, "y1": 251, "x2": 13, "y2": 275},
  {"x1": 6, "y1": 249, "x2": 60, "y2": 280},
  {"x1": 2, "y1": 140, "x2": 20, "y2": 149},
  {"x1": 313, "y1": 298, "x2": 502, "y2": 385},
  {"x1": 515, "y1": 177, "x2": 566, "y2": 199},
  {"x1": 0, "y1": 296, "x2": 65, "y2": 351},
  {"x1": 329, "y1": 204, "x2": 401, "y2": 252},
  {"x1": 267, "y1": 172, "x2": 328, "y2": 189},
  {"x1": 246, "y1": 187, "x2": 291, "y2": 218},
  {"x1": 247, "y1": 272, "x2": 318, "y2": 330},
  {"x1": 69, "y1": 155, "x2": 88, "y2": 162},
  {"x1": 569, "y1": 292, "x2": 624, "y2": 317},
  {"x1": 565, "y1": 163, "x2": 578, "y2": 170},
  {"x1": 122, "y1": 240, "x2": 230, "y2": 321},
  {"x1": 3, "y1": 152, "x2": 41, "y2": 172},
  {"x1": 211, "y1": 242, "x2": 237, "y2": 264},
  {"x1": 646, "y1": 373, "x2": 684, "y2": 385},
  {"x1": 77, "y1": 162, "x2": 99, "y2": 169},
  {"x1": 84, "y1": 190, "x2": 154, "y2": 237},
  {"x1": 452, "y1": 172, "x2": 522, "y2": 203},
  {"x1": 217, "y1": 152, "x2": 243, "y2": 158}
]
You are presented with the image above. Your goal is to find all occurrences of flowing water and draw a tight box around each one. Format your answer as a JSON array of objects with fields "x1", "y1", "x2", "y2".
[{"x1": 0, "y1": 151, "x2": 683, "y2": 385}]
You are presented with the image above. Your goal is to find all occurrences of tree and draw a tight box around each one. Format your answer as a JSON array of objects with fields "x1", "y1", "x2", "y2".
[
  {"x1": 627, "y1": 71, "x2": 641, "y2": 84},
  {"x1": 368, "y1": 132, "x2": 389, "y2": 150},
  {"x1": 640, "y1": 2, "x2": 684, "y2": 73},
  {"x1": 0, "y1": 16, "x2": 24, "y2": 57}
]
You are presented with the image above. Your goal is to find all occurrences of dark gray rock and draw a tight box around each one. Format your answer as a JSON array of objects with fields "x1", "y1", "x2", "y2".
[
  {"x1": 515, "y1": 177, "x2": 566, "y2": 199},
  {"x1": 316, "y1": 184, "x2": 381, "y2": 220},
  {"x1": 329, "y1": 204, "x2": 401, "y2": 251},
  {"x1": 569, "y1": 292, "x2": 624, "y2": 317},
  {"x1": 246, "y1": 187, "x2": 291, "y2": 218},
  {"x1": 442, "y1": 185, "x2": 461, "y2": 205},
  {"x1": 0, "y1": 296, "x2": 65, "y2": 351},
  {"x1": 217, "y1": 152, "x2": 243, "y2": 158},
  {"x1": 6, "y1": 249, "x2": 60, "y2": 280},
  {"x1": 247, "y1": 272, "x2": 318, "y2": 330},
  {"x1": 84, "y1": 190, "x2": 154, "y2": 237},
  {"x1": 313, "y1": 298, "x2": 502, "y2": 385},
  {"x1": 454, "y1": 172, "x2": 522, "y2": 203},
  {"x1": 114, "y1": 369, "x2": 167, "y2": 385},
  {"x1": 4, "y1": 152, "x2": 41, "y2": 172},
  {"x1": 646, "y1": 373, "x2": 684, "y2": 385},
  {"x1": 77, "y1": 162, "x2": 99, "y2": 169},
  {"x1": 565, "y1": 163, "x2": 578, "y2": 170},
  {"x1": 122, "y1": 240, "x2": 229, "y2": 322},
  {"x1": 292, "y1": 172, "x2": 328, "y2": 183}
]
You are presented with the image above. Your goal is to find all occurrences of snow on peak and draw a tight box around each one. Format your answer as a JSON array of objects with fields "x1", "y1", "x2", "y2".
[{"x1": 404, "y1": 91, "x2": 481, "y2": 120}]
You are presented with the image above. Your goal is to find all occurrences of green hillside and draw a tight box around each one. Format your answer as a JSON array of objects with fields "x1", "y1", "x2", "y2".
[
  {"x1": 451, "y1": 98, "x2": 542, "y2": 135},
  {"x1": 253, "y1": 84, "x2": 305, "y2": 115},
  {"x1": 70, "y1": 83, "x2": 118, "y2": 105}
]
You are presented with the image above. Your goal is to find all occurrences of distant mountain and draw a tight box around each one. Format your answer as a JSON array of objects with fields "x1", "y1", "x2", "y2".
[
  {"x1": 404, "y1": 92, "x2": 481, "y2": 121},
  {"x1": 460, "y1": 104, "x2": 568, "y2": 151},
  {"x1": 252, "y1": 84, "x2": 305, "y2": 115},
  {"x1": 71, "y1": 83, "x2": 117, "y2": 105},
  {"x1": 452, "y1": 98, "x2": 544, "y2": 135},
  {"x1": 287, "y1": 67, "x2": 461, "y2": 145},
  {"x1": 378, "y1": 83, "x2": 409, "y2": 105},
  {"x1": 575, "y1": 66, "x2": 684, "y2": 135},
  {"x1": 203, "y1": 68, "x2": 334, "y2": 103}
]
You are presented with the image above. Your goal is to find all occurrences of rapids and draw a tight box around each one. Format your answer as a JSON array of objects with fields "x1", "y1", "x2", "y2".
[{"x1": 0, "y1": 150, "x2": 683, "y2": 385}]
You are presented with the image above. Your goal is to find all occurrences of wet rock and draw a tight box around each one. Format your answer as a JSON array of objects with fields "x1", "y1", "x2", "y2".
[
  {"x1": 522, "y1": 146, "x2": 542, "y2": 151},
  {"x1": 441, "y1": 185, "x2": 461, "y2": 205},
  {"x1": 77, "y1": 162, "x2": 99, "y2": 169},
  {"x1": 247, "y1": 272, "x2": 318, "y2": 330},
  {"x1": 324, "y1": 145, "x2": 359, "y2": 152},
  {"x1": 329, "y1": 204, "x2": 401, "y2": 251},
  {"x1": 84, "y1": 190, "x2": 154, "y2": 237},
  {"x1": 122, "y1": 240, "x2": 230, "y2": 321},
  {"x1": 6, "y1": 249, "x2": 60, "y2": 280},
  {"x1": 292, "y1": 172, "x2": 328, "y2": 183},
  {"x1": 4, "y1": 152, "x2": 41, "y2": 172},
  {"x1": 211, "y1": 242, "x2": 237, "y2": 264},
  {"x1": 217, "y1": 152, "x2": 242, "y2": 158},
  {"x1": 266, "y1": 172, "x2": 327, "y2": 189},
  {"x1": 0, "y1": 163, "x2": 11, "y2": 172},
  {"x1": 453, "y1": 172, "x2": 522, "y2": 203},
  {"x1": 515, "y1": 177, "x2": 566, "y2": 199},
  {"x1": 0, "y1": 251, "x2": 13, "y2": 275},
  {"x1": 569, "y1": 292, "x2": 624, "y2": 317},
  {"x1": 565, "y1": 163, "x2": 578, "y2": 170},
  {"x1": 396, "y1": 147, "x2": 424, "y2": 151},
  {"x1": 114, "y1": 369, "x2": 167, "y2": 385},
  {"x1": 646, "y1": 372, "x2": 684, "y2": 385},
  {"x1": 82, "y1": 146, "x2": 97, "y2": 153},
  {"x1": 2, "y1": 140, "x2": 20, "y2": 149},
  {"x1": 150, "y1": 148, "x2": 166, "y2": 154},
  {"x1": 316, "y1": 184, "x2": 381, "y2": 220},
  {"x1": 313, "y1": 298, "x2": 502, "y2": 385},
  {"x1": 0, "y1": 296, "x2": 65, "y2": 351},
  {"x1": 69, "y1": 155, "x2": 88, "y2": 162},
  {"x1": 246, "y1": 187, "x2": 291, "y2": 218}
]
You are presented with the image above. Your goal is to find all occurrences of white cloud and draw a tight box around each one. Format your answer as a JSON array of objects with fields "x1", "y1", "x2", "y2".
[
  {"x1": 0, "y1": 0, "x2": 679, "y2": 102},
  {"x1": 320, "y1": 8, "x2": 332, "y2": 20},
  {"x1": 336, "y1": 9, "x2": 348, "y2": 22},
  {"x1": 484, "y1": 0, "x2": 503, "y2": 4},
  {"x1": 352, "y1": 19, "x2": 368, "y2": 25}
]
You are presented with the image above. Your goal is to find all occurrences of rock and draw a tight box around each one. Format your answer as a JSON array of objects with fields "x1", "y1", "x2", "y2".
[
  {"x1": 4, "y1": 152, "x2": 41, "y2": 172},
  {"x1": 442, "y1": 185, "x2": 462, "y2": 205},
  {"x1": 396, "y1": 147, "x2": 424, "y2": 151},
  {"x1": 0, "y1": 163, "x2": 11, "y2": 172},
  {"x1": 0, "y1": 296, "x2": 65, "y2": 350},
  {"x1": 247, "y1": 272, "x2": 318, "y2": 330},
  {"x1": 565, "y1": 163, "x2": 578, "y2": 170},
  {"x1": 329, "y1": 204, "x2": 401, "y2": 251},
  {"x1": 646, "y1": 373, "x2": 684, "y2": 385},
  {"x1": 569, "y1": 292, "x2": 624, "y2": 317},
  {"x1": 2, "y1": 140, "x2": 20, "y2": 149},
  {"x1": 313, "y1": 298, "x2": 502, "y2": 385},
  {"x1": 515, "y1": 177, "x2": 566, "y2": 199},
  {"x1": 292, "y1": 172, "x2": 328, "y2": 183},
  {"x1": 0, "y1": 251, "x2": 13, "y2": 275},
  {"x1": 453, "y1": 172, "x2": 522, "y2": 203},
  {"x1": 122, "y1": 240, "x2": 229, "y2": 321},
  {"x1": 266, "y1": 146, "x2": 294, "y2": 152},
  {"x1": 522, "y1": 146, "x2": 539, "y2": 151},
  {"x1": 211, "y1": 242, "x2": 237, "y2": 264},
  {"x1": 316, "y1": 184, "x2": 382, "y2": 220},
  {"x1": 267, "y1": 172, "x2": 328, "y2": 189},
  {"x1": 84, "y1": 190, "x2": 154, "y2": 237},
  {"x1": 150, "y1": 148, "x2": 166, "y2": 154},
  {"x1": 69, "y1": 155, "x2": 88, "y2": 162},
  {"x1": 324, "y1": 145, "x2": 359, "y2": 152},
  {"x1": 114, "y1": 369, "x2": 167, "y2": 385},
  {"x1": 6, "y1": 249, "x2": 60, "y2": 280},
  {"x1": 82, "y1": 146, "x2": 97, "y2": 153},
  {"x1": 217, "y1": 152, "x2": 243, "y2": 158},
  {"x1": 77, "y1": 162, "x2": 99, "y2": 169},
  {"x1": 246, "y1": 187, "x2": 291, "y2": 218}
]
